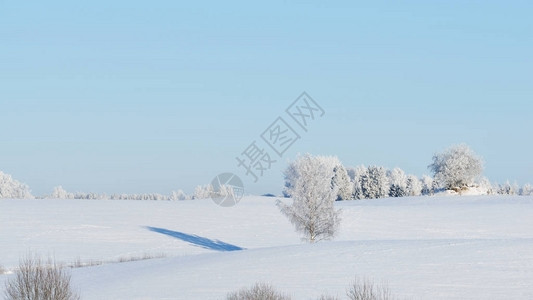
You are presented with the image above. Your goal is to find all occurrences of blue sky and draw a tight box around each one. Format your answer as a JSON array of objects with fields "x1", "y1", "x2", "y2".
[{"x1": 1, "y1": 0, "x2": 531, "y2": 196}]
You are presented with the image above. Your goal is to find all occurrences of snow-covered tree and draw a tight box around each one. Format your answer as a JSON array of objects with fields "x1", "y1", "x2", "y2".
[
  {"x1": 171, "y1": 190, "x2": 189, "y2": 200},
  {"x1": 478, "y1": 177, "x2": 495, "y2": 195},
  {"x1": 193, "y1": 184, "x2": 214, "y2": 199},
  {"x1": 332, "y1": 164, "x2": 353, "y2": 200},
  {"x1": 50, "y1": 186, "x2": 74, "y2": 199},
  {"x1": 406, "y1": 174, "x2": 422, "y2": 196},
  {"x1": 387, "y1": 168, "x2": 407, "y2": 197},
  {"x1": 360, "y1": 166, "x2": 389, "y2": 199},
  {"x1": 0, "y1": 171, "x2": 33, "y2": 199},
  {"x1": 284, "y1": 155, "x2": 349, "y2": 201},
  {"x1": 278, "y1": 154, "x2": 341, "y2": 243},
  {"x1": 428, "y1": 144, "x2": 483, "y2": 191},
  {"x1": 520, "y1": 183, "x2": 533, "y2": 196},
  {"x1": 497, "y1": 181, "x2": 518, "y2": 195},
  {"x1": 282, "y1": 161, "x2": 298, "y2": 198},
  {"x1": 347, "y1": 165, "x2": 367, "y2": 200},
  {"x1": 420, "y1": 175, "x2": 434, "y2": 196}
]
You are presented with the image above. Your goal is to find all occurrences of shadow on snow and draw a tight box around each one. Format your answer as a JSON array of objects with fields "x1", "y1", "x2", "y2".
[{"x1": 145, "y1": 226, "x2": 245, "y2": 252}]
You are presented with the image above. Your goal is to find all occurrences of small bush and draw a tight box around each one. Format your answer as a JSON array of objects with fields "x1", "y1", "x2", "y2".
[
  {"x1": 4, "y1": 255, "x2": 80, "y2": 300},
  {"x1": 0, "y1": 264, "x2": 5, "y2": 275},
  {"x1": 346, "y1": 277, "x2": 393, "y2": 300},
  {"x1": 117, "y1": 252, "x2": 166, "y2": 263},
  {"x1": 227, "y1": 282, "x2": 290, "y2": 300}
]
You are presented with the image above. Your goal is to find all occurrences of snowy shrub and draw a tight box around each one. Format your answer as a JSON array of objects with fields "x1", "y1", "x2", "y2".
[
  {"x1": 387, "y1": 168, "x2": 407, "y2": 198},
  {"x1": 0, "y1": 171, "x2": 33, "y2": 199},
  {"x1": 361, "y1": 166, "x2": 389, "y2": 199},
  {"x1": 69, "y1": 192, "x2": 107, "y2": 200},
  {"x1": 192, "y1": 184, "x2": 239, "y2": 200},
  {"x1": 406, "y1": 174, "x2": 422, "y2": 196},
  {"x1": 278, "y1": 154, "x2": 341, "y2": 243},
  {"x1": 110, "y1": 193, "x2": 170, "y2": 200},
  {"x1": 226, "y1": 282, "x2": 290, "y2": 300},
  {"x1": 48, "y1": 186, "x2": 191, "y2": 201},
  {"x1": 428, "y1": 144, "x2": 483, "y2": 191},
  {"x1": 333, "y1": 164, "x2": 353, "y2": 200},
  {"x1": 346, "y1": 277, "x2": 393, "y2": 300},
  {"x1": 4, "y1": 255, "x2": 80, "y2": 300},
  {"x1": 497, "y1": 181, "x2": 518, "y2": 195},
  {"x1": 0, "y1": 264, "x2": 5, "y2": 275},
  {"x1": 520, "y1": 183, "x2": 533, "y2": 196}
]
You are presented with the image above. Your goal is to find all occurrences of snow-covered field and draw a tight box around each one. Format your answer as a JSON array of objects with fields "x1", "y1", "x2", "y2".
[{"x1": 1, "y1": 195, "x2": 532, "y2": 299}]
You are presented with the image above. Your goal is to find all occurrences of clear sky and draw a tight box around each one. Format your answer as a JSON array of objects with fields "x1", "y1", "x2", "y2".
[{"x1": 1, "y1": 1, "x2": 532, "y2": 196}]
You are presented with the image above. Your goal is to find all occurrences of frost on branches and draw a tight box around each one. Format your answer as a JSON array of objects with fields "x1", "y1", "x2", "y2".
[
  {"x1": 360, "y1": 166, "x2": 389, "y2": 199},
  {"x1": 278, "y1": 154, "x2": 341, "y2": 243},
  {"x1": 406, "y1": 174, "x2": 422, "y2": 196},
  {"x1": 0, "y1": 171, "x2": 33, "y2": 199},
  {"x1": 387, "y1": 168, "x2": 408, "y2": 197},
  {"x1": 332, "y1": 164, "x2": 352, "y2": 201},
  {"x1": 347, "y1": 165, "x2": 367, "y2": 200},
  {"x1": 428, "y1": 144, "x2": 483, "y2": 191}
]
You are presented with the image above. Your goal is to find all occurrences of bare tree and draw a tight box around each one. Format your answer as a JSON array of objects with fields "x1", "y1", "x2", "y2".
[
  {"x1": 316, "y1": 295, "x2": 340, "y2": 300},
  {"x1": 346, "y1": 277, "x2": 393, "y2": 300},
  {"x1": 4, "y1": 255, "x2": 80, "y2": 300},
  {"x1": 227, "y1": 283, "x2": 290, "y2": 300},
  {"x1": 278, "y1": 154, "x2": 341, "y2": 243}
]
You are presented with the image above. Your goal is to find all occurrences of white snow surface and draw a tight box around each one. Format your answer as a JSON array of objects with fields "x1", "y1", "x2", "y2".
[{"x1": 1, "y1": 195, "x2": 533, "y2": 299}]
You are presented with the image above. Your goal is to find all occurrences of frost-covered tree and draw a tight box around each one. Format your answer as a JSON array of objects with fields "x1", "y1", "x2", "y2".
[
  {"x1": 332, "y1": 164, "x2": 353, "y2": 200},
  {"x1": 193, "y1": 184, "x2": 214, "y2": 199},
  {"x1": 420, "y1": 175, "x2": 434, "y2": 196},
  {"x1": 284, "y1": 155, "x2": 349, "y2": 200},
  {"x1": 497, "y1": 181, "x2": 518, "y2": 195},
  {"x1": 348, "y1": 165, "x2": 367, "y2": 200},
  {"x1": 171, "y1": 190, "x2": 189, "y2": 200},
  {"x1": 278, "y1": 154, "x2": 341, "y2": 243},
  {"x1": 406, "y1": 174, "x2": 422, "y2": 196},
  {"x1": 478, "y1": 177, "x2": 495, "y2": 195},
  {"x1": 50, "y1": 186, "x2": 74, "y2": 199},
  {"x1": 282, "y1": 160, "x2": 298, "y2": 198},
  {"x1": 387, "y1": 168, "x2": 407, "y2": 197},
  {"x1": 0, "y1": 171, "x2": 33, "y2": 199},
  {"x1": 428, "y1": 144, "x2": 483, "y2": 191},
  {"x1": 360, "y1": 166, "x2": 389, "y2": 199},
  {"x1": 520, "y1": 183, "x2": 533, "y2": 196}
]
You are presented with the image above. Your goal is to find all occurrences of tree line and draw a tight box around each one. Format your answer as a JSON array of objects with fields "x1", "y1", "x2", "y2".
[
  {"x1": 278, "y1": 144, "x2": 532, "y2": 243},
  {"x1": 0, "y1": 144, "x2": 531, "y2": 199},
  {"x1": 284, "y1": 144, "x2": 532, "y2": 201}
]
